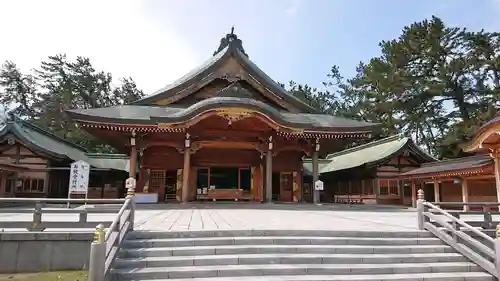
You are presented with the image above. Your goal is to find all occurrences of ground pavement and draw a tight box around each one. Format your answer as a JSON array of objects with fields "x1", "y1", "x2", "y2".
[
  {"x1": 132, "y1": 203, "x2": 419, "y2": 231},
  {"x1": 0, "y1": 203, "x2": 422, "y2": 232}
]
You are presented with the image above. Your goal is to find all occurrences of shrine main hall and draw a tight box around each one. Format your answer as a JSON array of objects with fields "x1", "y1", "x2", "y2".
[{"x1": 66, "y1": 30, "x2": 380, "y2": 204}]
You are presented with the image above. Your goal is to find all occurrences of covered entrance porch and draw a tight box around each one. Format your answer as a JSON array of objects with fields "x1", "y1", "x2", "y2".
[
  {"x1": 69, "y1": 100, "x2": 376, "y2": 204},
  {"x1": 137, "y1": 109, "x2": 310, "y2": 203},
  {"x1": 195, "y1": 166, "x2": 252, "y2": 201}
]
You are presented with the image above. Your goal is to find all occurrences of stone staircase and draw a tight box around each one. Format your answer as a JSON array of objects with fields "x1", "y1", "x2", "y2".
[{"x1": 109, "y1": 230, "x2": 494, "y2": 281}]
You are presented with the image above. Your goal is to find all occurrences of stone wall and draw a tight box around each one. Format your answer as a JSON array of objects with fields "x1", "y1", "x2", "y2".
[{"x1": 0, "y1": 232, "x2": 93, "y2": 273}]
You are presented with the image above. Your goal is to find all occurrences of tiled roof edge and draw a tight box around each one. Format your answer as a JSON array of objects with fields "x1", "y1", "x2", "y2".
[{"x1": 326, "y1": 134, "x2": 406, "y2": 159}]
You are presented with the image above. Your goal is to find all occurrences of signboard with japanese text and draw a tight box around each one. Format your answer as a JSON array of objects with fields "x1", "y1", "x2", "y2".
[{"x1": 68, "y1": 160, "x2": 90, "y2": 196}]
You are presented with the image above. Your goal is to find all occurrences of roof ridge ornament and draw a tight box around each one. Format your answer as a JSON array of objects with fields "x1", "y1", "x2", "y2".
[{"x1": 213, "y1": 27, "x2": 249, "y2": 58}]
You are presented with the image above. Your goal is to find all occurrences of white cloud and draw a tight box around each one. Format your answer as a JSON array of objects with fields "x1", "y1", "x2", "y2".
[
  {"x1": 284, "y1": 0, "x2": 301, "y2": 17},
  {"x1": 0, "y1": 0, "x2": 200, "y2": 94}
]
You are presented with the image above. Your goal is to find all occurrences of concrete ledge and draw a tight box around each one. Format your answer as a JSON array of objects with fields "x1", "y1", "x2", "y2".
[
  {"x1": 0, "y1": 231, "x2": 93, "y2": 241},
  {"x1": 0, "y1": 231, "x2": 93, "y2": 273}
]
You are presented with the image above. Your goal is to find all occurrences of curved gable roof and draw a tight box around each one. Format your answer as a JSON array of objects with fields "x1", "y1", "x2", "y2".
[
  {"x1": 67, "y1": 95, "x2": 379, "y2": 132},
  {"x1": 131, "y1": 32, "x2": 317, "y2": 113},
  {"x1": 462, "y1": 115, "x2": 500, "y2": 152}
]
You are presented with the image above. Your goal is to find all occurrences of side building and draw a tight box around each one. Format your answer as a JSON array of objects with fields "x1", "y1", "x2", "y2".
[
  {"x1": 463, "y1": 115, "x2": 500, "y2": 207},
  {"x1": 303, "y1": 135, "x2": 436, "y2": 205},
  {"x1": 398, "y1": 154, "x2": 494, "y2": 209},
  {"x1": 399, "y1": 115, "x2": 500, "y2": 210},
  {"x1": 66, "y1": 30, "x2": 380, "y2": 203},
  {"x1": 0, "y1": 115, "x2": 130, "y2": 198},
  {"x1": 397, "y1": 114, "x2": 500, "y2": 210}
]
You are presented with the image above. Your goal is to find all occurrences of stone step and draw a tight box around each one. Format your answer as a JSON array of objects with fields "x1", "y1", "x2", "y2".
[
  {"x1": 122, "y1": 236, "x2": 443, "y2": 248},
  {"x1": 128, "y1": 230, "x2": 433, "y2": 240},
  {"x1": 109, "y1": 262, "x2": 480, "y2": 280},
  {"x1": 128, "y1": 271, "x2": 495, "y2": 281},
  {"x1": 119, "y1": 244, "x2": 451, "y2": 258},
  {"x1": 113, "y1": 253, "x2": 467, "y2": 268}
]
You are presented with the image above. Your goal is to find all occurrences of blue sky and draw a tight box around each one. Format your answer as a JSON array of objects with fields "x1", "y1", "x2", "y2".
[
  {"x1": 0, "y1": 0, "x2": 499, "y2": 94},
  {"x1": 146, "y1": 0, "x2": 500, "y2": 89}
]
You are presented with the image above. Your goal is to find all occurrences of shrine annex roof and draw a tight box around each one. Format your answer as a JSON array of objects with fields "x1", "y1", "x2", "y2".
[
  {"x1": 398, "y1": 154, "x2": 493, "y2": 179},
  {"x1": 0, "y1": 116, "x2": 130, "y2": 171},
  {"x1": 317, "y1": 135, "x2": 436, "y2": 174}
]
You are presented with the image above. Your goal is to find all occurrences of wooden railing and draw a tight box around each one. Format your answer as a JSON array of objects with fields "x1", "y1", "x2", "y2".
[
  {"x1": 0, "y1": 198, "x2": 126, "y2": 231},
  {"x1": 416, "y1": 190, "x2": 500, "y2": 278}
]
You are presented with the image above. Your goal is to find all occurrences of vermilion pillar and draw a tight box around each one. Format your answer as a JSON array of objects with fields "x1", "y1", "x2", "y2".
[
  {"x1": 461, "y1": 178, "x2": 469, "y2": 211},
  {"x1": 265, "y1": 136, "x2": 273, "y2": 203},
  {"x1": 0, "y1": 171, "x2": 6, "y2": 197},
  {"x1": 433, "y1": 178, "x2": 440, "y2": 203},
  {"x1": 493, "y1": 149, "x2": 500, "y2": 211},
  {"x1": 181, "y1": 133, "x2": 191, "y2": 203},
  {"x1": 312, "y1": 139, "x2": 320, "y2": 204},
  {"x1": 129, "y1": 130, "x2": 137, "y2": 179},
  {"x1": 411, "y1": 180, "x2": 417, "y2": 208}
]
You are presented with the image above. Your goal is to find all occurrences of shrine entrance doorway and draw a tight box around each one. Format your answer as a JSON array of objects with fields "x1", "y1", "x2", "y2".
[
  {"x1": 195, "y1": 166, "x2": 251, "y2": 201},
  {"x1": 279, "y1": 172, "x2": 294, "y2": 202},
  {"x1": 164, "y1": 170, "x2": 177, "y2": 201}
]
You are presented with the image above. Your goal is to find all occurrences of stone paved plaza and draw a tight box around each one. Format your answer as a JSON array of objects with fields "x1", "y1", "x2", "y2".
[
  {"x1": 0, "y1": 203, "x2": 421, "y2": 232},
  {"x1": 132, "y1": 204, "x2": 419, "y2": 231}
]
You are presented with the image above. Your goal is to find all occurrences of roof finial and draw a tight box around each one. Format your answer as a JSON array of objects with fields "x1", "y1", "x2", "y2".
[{"x1": 212, "y1": 27, "x2": 248, "y2": 58}]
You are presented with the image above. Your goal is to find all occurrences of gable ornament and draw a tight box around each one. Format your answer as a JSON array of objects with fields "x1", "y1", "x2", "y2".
[
  {"x1": 6, "y1": 136, "x2": 15, "y2": 145},
  {"x1": 215, "y1": 108, "x2": 253, "y2": 125}
]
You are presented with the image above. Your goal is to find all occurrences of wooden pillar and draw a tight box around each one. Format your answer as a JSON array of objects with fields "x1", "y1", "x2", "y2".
[
  {"x1": 176, "y1": 169, "x2": 183, "y2": 202},
  {"x1": 411, "y1": 180, "x2": 417, "y2": 208},
  {"x1": 189, "y1": 166, "x2": 197, "y2": 201},
  {"x1": 249, "y1": 166, "x2": 256, "y2": 201},
  {"x1": 312, "y1": 139, "x2": 320, "y2": 204},
  {"x1": 461, "y1": 178, "x2": 469, "y2": 212},
  {"x1": 259, "y1": 162, "x2": 267, "y2": 203},
  {"x1": 129, "y1": 130, "x2": 137, "y2": 179},
  {"x1": 360, "y1": 179, "x2": 365, "y2": 198},
  {"x1": 433, "y1": 178, "x2": 440, "y2": 202},
  {"x1": 398, "y1": 180, "x2": 403, "y2": 204},
  {"x1": 182, "y1": 134, "x2": 191, "y2": 203},
  {"x1": 265, "y1": 136, "x2": 273, "y2": 203},
  {"x1": 143, "y1": 169, "x2": 151, "y2": 193},
  {"x1": 292, "y1": 171, "x2": 301, "y2": 202},
  {"x1": 493, "y1": 149, "x2": 500, "y2": 210},
  {"x1": 0, "y1": 170, "x2": 5, "y2": 197}
]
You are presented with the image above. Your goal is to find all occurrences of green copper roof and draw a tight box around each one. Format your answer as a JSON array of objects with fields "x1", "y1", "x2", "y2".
[
  {"x1": 399, "y1": 154, "x2": 491, "y2": 179},
  {"x1": 131, "y1": 30, "x2": 317, "y2": 113},
  {"x1": 85, "y1": 153, "x2": 132, "y2": 172},
  {"x1": 318, "y1": 135, "x2": 436, "y2": 174},
  {"x1": 68, "y1": 95, "x2": 379, "y2": 132},
  {"x1": 0, "y1": 117, "x2": 129, "y2": 172}
]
